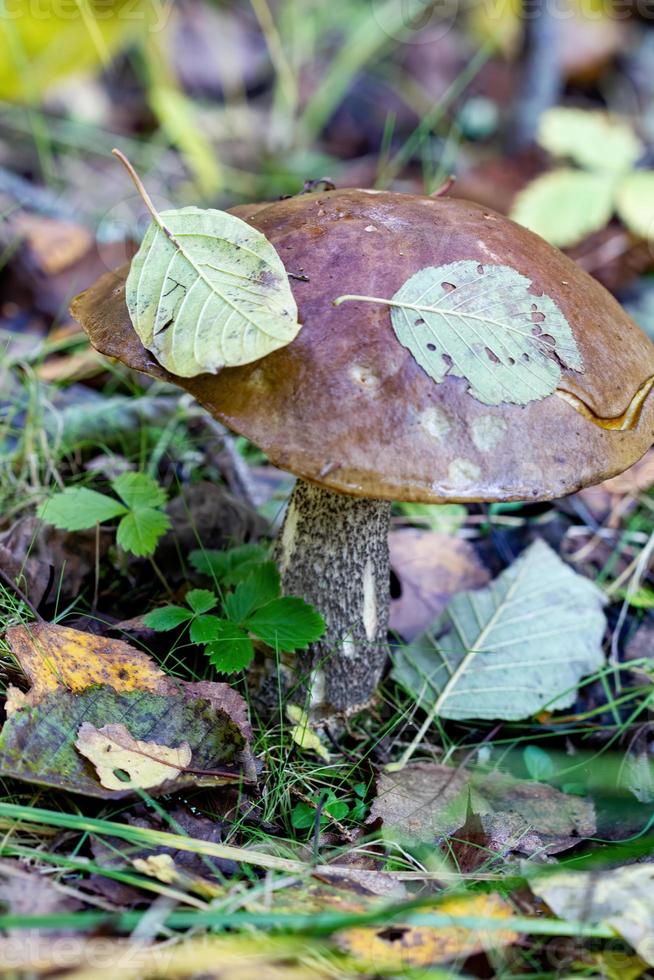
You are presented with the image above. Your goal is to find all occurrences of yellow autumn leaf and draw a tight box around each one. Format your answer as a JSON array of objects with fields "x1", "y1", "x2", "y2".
[
  {"x1": 75, "y1": 721, "x2": 191, "y2": 790},
  {"x1": 337, "y1": 893, "x2": 519, "y2": 969},
  {"x1": 286, "y1": 705, "x2": 330, "y2": 761},
  {"x1": 0, "y1": 0, "x2": 155, "y2": 102},
  {"x1": 133, "y1": 853, "x2": 223, "y2": 899},
  {"x1": 6, "y1": 622, "x2": 171, "y2": 703}
]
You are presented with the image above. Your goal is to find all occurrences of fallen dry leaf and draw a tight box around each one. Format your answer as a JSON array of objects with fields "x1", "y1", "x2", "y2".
[
  {"x1": 0, "y1": 934, "x2": 332, "y2": 979},
  {"x1": 532, "y1": 864, "x2": 654, "y2": 966},
  {"x1": 389, "y1": 529, "x2": 489, "y2": 641},
  {"x1": 0, "y1": 859, "x2": 81, "y2": 937},
  {"x1": 0, "y1": 622, "x2": 254, "y2": 798},
  {"x1": 6, "y1": 622, "x2": 170, "y2": 703},
  {"x1": 369, "y1": 763, "x2": 595, "y2": 857},
  {"x1": 337, "y1": 892, "x2": 518, "y2": 969},
  {"x1": 75, "y1": 721, "x2": 192, "y2": 791}
]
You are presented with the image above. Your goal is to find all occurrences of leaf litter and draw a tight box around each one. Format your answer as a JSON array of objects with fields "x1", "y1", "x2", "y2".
[{"x1": 0, "y1": 622, "x2": 255, "y2": 798}]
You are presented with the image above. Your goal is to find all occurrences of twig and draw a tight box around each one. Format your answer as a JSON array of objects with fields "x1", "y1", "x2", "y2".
[{"x1": 0, "y1": 565, "x2": 44, "y2": 622}]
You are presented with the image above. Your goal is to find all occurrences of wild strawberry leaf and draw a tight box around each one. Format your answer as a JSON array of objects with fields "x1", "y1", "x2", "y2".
[
  {"x1": 245, "y1": 597, "x2": 326, "y2": 653},
  {"x1": 511, "y1": 169, "x2": 615, "y2": 249},
  {"x1": 37, "y1": 487, "x2": 128, "y2": 531},
  {"x1": 205, "y1": 622, "x2": 255, "y2": 673}
]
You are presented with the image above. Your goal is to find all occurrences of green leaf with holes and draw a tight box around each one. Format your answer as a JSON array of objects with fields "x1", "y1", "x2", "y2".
[
  {"x1": 337, "y1": 261, "x2": 583, "y2": 406},
  {"x1": 126, "y1": 207, "x2": 301, "y2": 378}
]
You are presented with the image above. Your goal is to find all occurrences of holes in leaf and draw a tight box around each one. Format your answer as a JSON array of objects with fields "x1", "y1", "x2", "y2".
[
  {"x1": 541, "y1": 333, "x2": 556, "y2": 347},
  {"x1": 426, "y1": 343, "x2": 436, "y2": 352},
  {"x1": 522, "y1": 353, "x2": 530, "y2": 362},
  {"x1": 414, "y1": 317, "x2": 425, "y2": 326},
  {"x1": 485, "y1": 347, "x2": 500, "y2": 364},
  {"x1": 441, "y1": 281, "x2": 457, "y2": 293},
  {"x1": 508, "y1": 357, "x2": 516, "y2": 366},
  {"x1": 377, "y1": 928, "x2": 409, "y2": 943},
  {"x1": 477, "y1": 264, "x2": 485, "y2": 275},
  {"x1": 442, "y1": 353, "x2": 453, "y2": 368},
  {"x1": 531, "y1": 310, "x2": 546, "y2": 324},
  {"x1": 113, "y1": 768, "x2": 131, "y2": 783}
]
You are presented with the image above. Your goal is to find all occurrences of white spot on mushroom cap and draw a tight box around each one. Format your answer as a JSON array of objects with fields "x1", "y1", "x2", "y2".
[
  {"x1": 471, "y1": 415, "x2": 508, "y2": 452},
  {"x1": 248, "y1": 367, "x2": 268, "y2": 392},
  {"x1": 364, "y1": 224, "x2": 379, "y2": 233},
  {"x1": 418, "y1": 406, "x2": 452, "y2": 441},
  {"x1": 448, "y1": 458, "x2": 482, "y2": 488},
  {"x1": 350, "y1": 364, "x2": 380, "y2": 390}
]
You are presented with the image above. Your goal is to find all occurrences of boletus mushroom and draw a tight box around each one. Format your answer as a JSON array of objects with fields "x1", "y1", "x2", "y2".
[{"x1": 71, "y1": 189, "x2": 654, "y2": 720}]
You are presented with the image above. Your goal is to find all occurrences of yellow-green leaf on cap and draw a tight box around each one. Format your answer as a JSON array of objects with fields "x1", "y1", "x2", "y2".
[
  {"x1": 126, "y1": 206, "x2": 300, "y2": 377},
  {"x1": 511, "y1": 168, "x2": 615, "y2": 248},
  {"x1": 538, "y1": 108, "x2": 643, "y2": 173},
  {"x1": 616, "y1": 170, "x2": 654, "y2": 240},
  {"x1": 336, "y1": 260, "x2": 583, "y2": 406}
]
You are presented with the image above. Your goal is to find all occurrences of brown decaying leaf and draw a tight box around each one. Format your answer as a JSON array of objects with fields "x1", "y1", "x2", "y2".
[
  {"x1": 0, "y1": 859, "x2": 81, "y2": 937},
  {"x1": 389, "y1": 529, "x2": 489, "y2": 641},
  {"x1": 0, "y1": 516, "x2": 108, "y2": 604},
  {"x1": 369, "y1": 763, "x2": 596, "y2": 857},
  {"x1": 0, "y1": 622, "x2": 255, "y2": 798}
]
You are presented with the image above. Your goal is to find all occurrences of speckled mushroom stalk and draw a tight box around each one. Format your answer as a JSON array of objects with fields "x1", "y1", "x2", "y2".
[{"x1": 273, "y1": 480, "x2": 391, "y2": 716}]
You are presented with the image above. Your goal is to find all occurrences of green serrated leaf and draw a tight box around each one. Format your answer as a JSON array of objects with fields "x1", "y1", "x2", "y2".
[
  {"x1": 143, "y1": 606, "x2": 194, "y2": 631},
  {"x1": 205, "y1": 622, "x2": 254, "y2": 673},
  {"x1": 189, "y1": 544, "x2": 269, "y2": 587},
  {"x1": 126, "y1": 206, "x2": 301, "y2": 378},
  {"x1": 338, "y1": 260, "x2": 583, "y2": 407},
  {"x1": 186, "y1": 589, "x2": 218, "y2": 615},
  {"x1": 190, "y1": 614, "x2": 223, "y2": 644},
  {"x1": 246, "y1": 597, "x2": 326, "y2": 652},
  {"x1": 615, "y1": 170, "x2": 654, "y2": 241},
  {"x1": 38, "y1": 487, "x2": 128, "y2": 531},
  {"x1": 392, "y1": 540, "x2": 606, "y2": 721},
  {"x1": 510, "y1": 169, "x2": 616, "y2": 248},
  {"x1": 116, "y1": 508, "x2": 171, "y2": 557},
  {"x1": 538, "y1": 108, "x2": 643, "y2": 173},
  {"x1": 224, "y1": 562, "x2": 281, "y2": 623},
  {"x1": 111, "y1": 471, "x2": 168, "y2": 509}
]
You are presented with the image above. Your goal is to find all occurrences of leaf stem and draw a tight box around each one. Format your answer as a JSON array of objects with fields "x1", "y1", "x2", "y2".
[
  {"x1": 332, "y1": 294, "x2": 393, "y2": 308},
  {"x1": 111, "y1": 148, "x2": 163, "y2": 229}
]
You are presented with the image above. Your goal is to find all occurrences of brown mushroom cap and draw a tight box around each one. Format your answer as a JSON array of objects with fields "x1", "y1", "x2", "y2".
[{"x1": 72, "y1": 189, "x2": 654, "y2": 503}]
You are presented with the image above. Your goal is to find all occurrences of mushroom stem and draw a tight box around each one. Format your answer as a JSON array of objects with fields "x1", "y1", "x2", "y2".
[{"x1": 274, "y1": 479, "x2": 391, "y2": 718}]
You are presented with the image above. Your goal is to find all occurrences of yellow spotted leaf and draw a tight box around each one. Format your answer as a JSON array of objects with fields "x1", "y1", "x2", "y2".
[
  {"x1": 337, "y1": 893, "x2": 519, "y2": 968},
  {"x1": 5, "y1": 622, "x2": 170, "y2": 704}
]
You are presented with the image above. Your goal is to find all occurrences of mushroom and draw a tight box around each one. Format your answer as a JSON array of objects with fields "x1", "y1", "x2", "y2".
[{"x1": 71, "y1": 189, "x2": 654, "y2": 720}]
